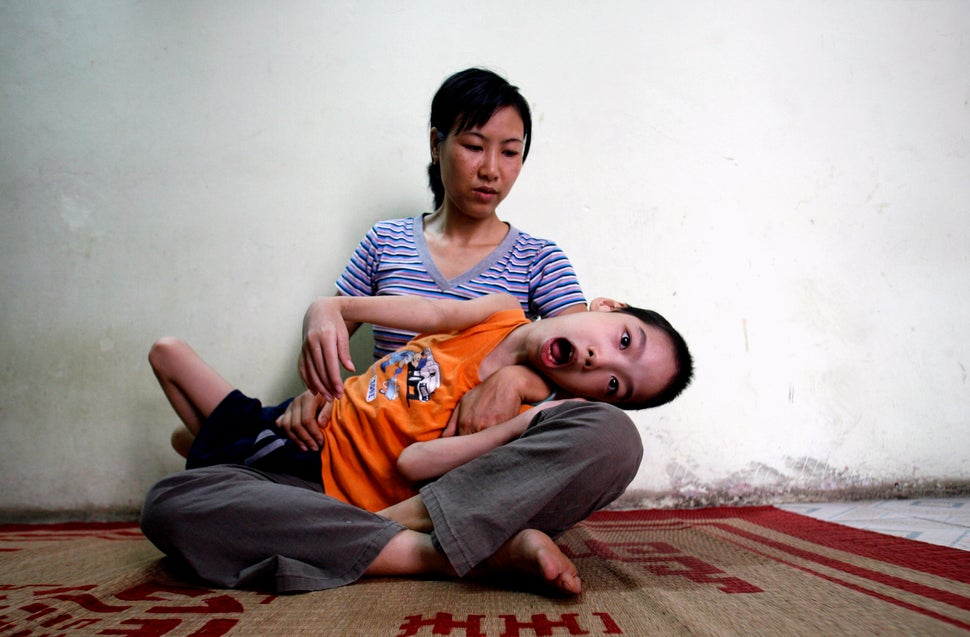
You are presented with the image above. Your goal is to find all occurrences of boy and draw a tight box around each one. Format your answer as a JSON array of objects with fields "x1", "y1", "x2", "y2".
[
  {"x1": 151, "y1": 292, "x2": 691, "y2": 510},
  {"x1": 143, "y1": 292, "x2": 692, "y2": 593}
]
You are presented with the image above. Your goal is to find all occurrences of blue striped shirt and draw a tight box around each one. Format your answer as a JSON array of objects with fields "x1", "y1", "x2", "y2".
[{"x1": 336, "y1": 215, "x2": 587, "y2": 359}]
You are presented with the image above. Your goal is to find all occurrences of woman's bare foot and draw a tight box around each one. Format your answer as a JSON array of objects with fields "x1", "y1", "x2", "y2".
[{"x1": 482, "y1": 529, "x2": 582, "y2": 595}]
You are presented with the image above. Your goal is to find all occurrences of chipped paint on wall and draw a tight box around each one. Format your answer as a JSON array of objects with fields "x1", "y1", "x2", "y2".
[{"x1": 615, "y1": 457, "x2": 970, "y2": 509}]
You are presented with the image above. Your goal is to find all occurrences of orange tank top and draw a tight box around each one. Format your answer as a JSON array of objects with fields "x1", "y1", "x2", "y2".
[{"x1": 319, "y1": 309, "x2": 528, "y2": 511}]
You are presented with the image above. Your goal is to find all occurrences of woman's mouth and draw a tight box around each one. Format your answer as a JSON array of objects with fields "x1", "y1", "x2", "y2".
[{"x1": 473, "y1": 187, "x2": 498, "y2": 201}]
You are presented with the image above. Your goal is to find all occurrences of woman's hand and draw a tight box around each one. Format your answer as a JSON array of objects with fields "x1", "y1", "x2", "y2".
[
  {"x1": 299, "y1": 297, "x2": 357, "y2": 400},
  {"x1": 275, "y1": 390, "x2": 333, "y2": 451},
  {"x1": 452, "y1": 365, "x2": 553, "y2": 435}
]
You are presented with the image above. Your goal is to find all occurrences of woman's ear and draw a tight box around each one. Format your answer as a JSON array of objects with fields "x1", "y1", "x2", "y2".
[
  {"x1": 589, "y1": 297, "x2": 628, "y2": 312},
  {"x1": 429, "y1": 128, "x2": 440, "y2": 163}
]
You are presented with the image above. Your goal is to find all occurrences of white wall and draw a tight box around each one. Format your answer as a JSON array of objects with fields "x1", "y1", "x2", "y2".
[{"x1": 2, "y1": 1, "x2": 968, "y2": 519}]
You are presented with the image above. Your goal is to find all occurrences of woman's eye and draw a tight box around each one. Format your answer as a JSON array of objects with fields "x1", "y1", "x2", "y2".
[
  {"x1": 502, "y1": 149, "x2": 520, "y2": 158},
  {"x1": 620, "y1": 332, "x2": 631, "y2": 349},
  {"x1": 464, "y1": 144, "x2": 483, "y2": 152},
  {"x1": 607, "y1": 377, "x2": 619, "y2": 394}
]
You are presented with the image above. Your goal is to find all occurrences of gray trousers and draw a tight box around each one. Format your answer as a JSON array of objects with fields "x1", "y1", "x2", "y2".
[{"x1": 140, "y1": 401, "x2": 642, "y2": 592}]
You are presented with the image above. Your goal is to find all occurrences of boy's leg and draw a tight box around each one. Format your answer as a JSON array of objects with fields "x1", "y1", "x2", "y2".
[
  {"x1": 149, "y1": 337, "x2": 233, "y2": 436},
  {"x1": 171, "y1": 426, "x2": 195, "y2": 458},
  {"x1": 418, "y1": 401, "x2": 643, "y2": 575}
]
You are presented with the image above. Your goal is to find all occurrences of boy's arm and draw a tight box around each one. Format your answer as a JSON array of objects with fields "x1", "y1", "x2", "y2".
[
  {"x1": 300, "y1": 293, "x2": 519, "y2": 400},
  {"x1": 335, "y1": 293, "x2": 518, "y2": 333},
  {"x1": 398, "y1": 399, "x2": 576, "y2": 482}
]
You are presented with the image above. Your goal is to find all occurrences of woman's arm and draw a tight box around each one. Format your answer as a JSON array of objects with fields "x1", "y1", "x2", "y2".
[{"x1": 397, "y1": 399, "x2": 576, "y2": 482}]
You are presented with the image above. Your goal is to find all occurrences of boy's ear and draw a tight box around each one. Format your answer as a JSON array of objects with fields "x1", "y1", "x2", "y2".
[{"x1": 589, "y1": 297, "x2": 628, "y2": 313}]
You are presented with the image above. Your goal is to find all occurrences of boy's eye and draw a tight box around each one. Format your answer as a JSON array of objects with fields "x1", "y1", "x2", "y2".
[
  {"x1": 607, "y1": 377, "x2": 619, "y2": 395},
  {"x1": 620, "y1": 332, "x2": 631, "y2": 349}
]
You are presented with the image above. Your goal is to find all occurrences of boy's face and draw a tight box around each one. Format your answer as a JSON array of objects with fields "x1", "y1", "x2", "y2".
[{"x1": 524, "y1": 302, "x2": 678, "y2": 405}]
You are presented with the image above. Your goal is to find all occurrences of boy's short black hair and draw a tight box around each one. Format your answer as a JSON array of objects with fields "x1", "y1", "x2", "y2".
[{"x1": 614, "y1": 306, "x2": 693, "y2": 410}]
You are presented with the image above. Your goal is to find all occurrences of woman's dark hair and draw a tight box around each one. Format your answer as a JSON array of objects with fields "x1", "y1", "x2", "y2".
[
  {"x1": 427, "y1": 68, "x2": 533, "y2": 209},
  {"x1": 615, "y1": 306, "x2": 694, "y2": 410}
]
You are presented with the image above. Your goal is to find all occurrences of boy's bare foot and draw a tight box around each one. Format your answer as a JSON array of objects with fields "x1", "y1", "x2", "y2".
[{"x1": 481, "y1": 529, "x2": 582, "y2": 595}]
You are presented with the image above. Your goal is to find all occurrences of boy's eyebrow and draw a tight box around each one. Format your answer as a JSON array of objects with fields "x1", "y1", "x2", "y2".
[{"x1": 620, "y1": 326, "x2": 647, "y2": 403}]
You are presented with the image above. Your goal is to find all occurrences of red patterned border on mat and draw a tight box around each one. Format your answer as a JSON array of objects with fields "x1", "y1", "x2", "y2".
[
  {"x1": 588, "y1": 506, "x2": 970, "y2": 632},
  {"x1": 589, "y1": 506, "x2": 970, "y2": 582},
  {"x1": 0, "y1": 522, "x2": 139, "y2": 533},
  {"x1": 0, "y1": 522, "x2": 142, "y2": 549}
]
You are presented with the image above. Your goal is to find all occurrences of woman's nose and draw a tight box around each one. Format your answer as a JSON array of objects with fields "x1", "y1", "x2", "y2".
[{"x1": 478, "y1": 151, "x2": 498, "y2": 179}]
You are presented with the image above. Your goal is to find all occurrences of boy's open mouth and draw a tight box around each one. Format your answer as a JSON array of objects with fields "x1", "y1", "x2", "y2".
[{"x1": 545, "y1": 337, "x2": 574, "y2": 367}]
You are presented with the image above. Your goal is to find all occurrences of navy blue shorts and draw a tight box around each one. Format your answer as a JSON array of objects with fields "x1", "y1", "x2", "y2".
[{"x1": 186, "y1": 390, "x2": 322, "y2": 484}]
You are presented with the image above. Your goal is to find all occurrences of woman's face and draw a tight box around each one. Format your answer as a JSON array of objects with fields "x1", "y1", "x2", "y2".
[{"x1": 432, "y1": 105, "x2": 525, "y2": 219}]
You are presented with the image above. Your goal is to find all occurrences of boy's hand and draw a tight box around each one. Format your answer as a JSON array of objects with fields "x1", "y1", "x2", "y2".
[
  {"x1": 276, "y1": 390, "x2": 332, "y2": 451},
  {"x1": 300, "y1": 297, "x2": 356, "y2": 400},
  {"x1": 455, "y1": 366, "x2": 552, "y2": 435}
]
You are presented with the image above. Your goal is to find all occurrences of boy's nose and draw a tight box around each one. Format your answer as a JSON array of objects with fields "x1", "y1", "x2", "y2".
[{"x1": 584, "y1": 348, "x2": 595, "y2": 368}]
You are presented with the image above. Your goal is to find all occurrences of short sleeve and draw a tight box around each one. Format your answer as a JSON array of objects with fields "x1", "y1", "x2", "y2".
[
  {"x1": 335, "y1": 226, "x2": 380, "y2": 297},
  {"x1": 528, "y1": 242, "x2": 587, "y2": 317}
]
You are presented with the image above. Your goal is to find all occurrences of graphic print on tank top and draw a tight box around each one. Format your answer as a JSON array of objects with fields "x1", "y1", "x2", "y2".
[{"x1": 365, "y1": 346, "x2": 441, "y2": 405}]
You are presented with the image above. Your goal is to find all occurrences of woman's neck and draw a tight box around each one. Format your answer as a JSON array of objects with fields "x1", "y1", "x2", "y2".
[
  {"x1": 423, "y1": 208, "x2": 508, "y2": 246},
  {"x1": 422, "y1": 209, "x2": 511, "y2": 281}
]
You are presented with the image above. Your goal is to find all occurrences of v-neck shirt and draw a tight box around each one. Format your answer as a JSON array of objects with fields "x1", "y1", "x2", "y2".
[
  {"x1": 335, "y1": 214, "x2": 586, "y2": 359},
  {"x1": 414, "y1": 216, "x2": 525, "y2": 289}
]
